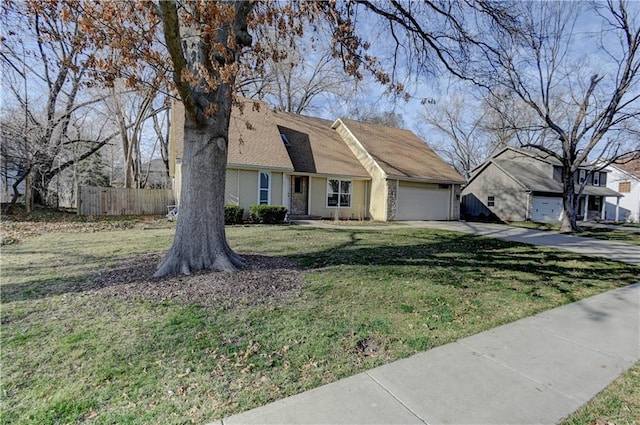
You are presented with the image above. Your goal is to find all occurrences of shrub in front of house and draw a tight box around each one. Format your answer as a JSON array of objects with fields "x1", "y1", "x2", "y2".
[
  {"x1": 249, "y1": 205, "x2": 288, "y2": 224},
  {"x1": 224, "y1": 205, "x2": 244, "y2": 225}
]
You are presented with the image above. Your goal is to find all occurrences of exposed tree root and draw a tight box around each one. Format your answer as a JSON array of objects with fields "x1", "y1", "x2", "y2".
[{"x1": 154, "y1": 246, "x2": 245, "y2": 277}]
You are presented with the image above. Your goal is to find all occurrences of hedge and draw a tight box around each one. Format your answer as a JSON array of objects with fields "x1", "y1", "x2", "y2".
[
  {"x1": 249, "y1": 205, "x2": 288, "y2": 224},
  {"x1": 224, "y1": 205, "x2": 244, "y2": 225}
]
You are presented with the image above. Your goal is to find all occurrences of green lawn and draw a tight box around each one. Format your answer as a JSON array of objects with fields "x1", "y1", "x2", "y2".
[
  {"x1": 1, "y1": 224, "x2": 639, "y2": 424},
  {"x1": 507, "y1": 221, "x2": 640, "y2": 246}
]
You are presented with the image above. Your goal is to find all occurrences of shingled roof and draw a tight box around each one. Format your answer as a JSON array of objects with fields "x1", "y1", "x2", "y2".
[
  {"x1": 171, "y1": 100, "x2": 462, "y2": 183},
  {"x1": 494, "y1": 159, "x2": 621, "y2": 197},
  {"x1": 272, "y1": 111, "x2": 370, "y2": 178},
  {"x1": 333, "y1": 118, "x2": 465, "y2": 183},
  {"x1": 227, "y1": 101, "x2": 294, "y2": 171},
  {"x1": 613, "y1": 156, "x2": 640, "y2": 177},
  {"x1": 171, "y1": 100, "x2": 294, "y2": 171}
]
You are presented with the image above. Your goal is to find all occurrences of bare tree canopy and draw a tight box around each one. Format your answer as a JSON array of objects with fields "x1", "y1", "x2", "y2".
[
  {"x1": 238, "y1": 24, "x2": 357, "y2": 115},
  {"x1": 464, "y1": 1, "x2": 640, "y2": 231},
  {"x1": 422, "y1": 95, "x2": 492, "y2": 179},
  {"x1": 1, "y1": 0, "x2": 173, "y2": 210},
  {"x1": 1, "y1": 1, "x2": 120, "y2": 210}
]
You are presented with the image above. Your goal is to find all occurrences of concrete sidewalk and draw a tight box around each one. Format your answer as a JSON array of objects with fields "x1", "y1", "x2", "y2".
[{"x1": 213, "y1": 283, "x2": 639, "y2": 424}]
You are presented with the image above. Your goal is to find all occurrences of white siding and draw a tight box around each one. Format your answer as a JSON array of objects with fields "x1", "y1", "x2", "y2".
[{"x1": 605, "y1": 167, "x2": 640, "y2": 222}]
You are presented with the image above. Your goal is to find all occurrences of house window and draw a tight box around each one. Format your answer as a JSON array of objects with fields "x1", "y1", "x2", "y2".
[
  {"x1": 619, "y1": 181, "x2": 631, "y2": 193},
  {"x1": 579, "y1": 169, "x2": 586, "y2": 184},
  {"x1": 327, "y1": 179, "x2": 351, "y2": 207},
  {"x1": 487, "y1": 196, "x2": 495, "y2": 207},
  {"x1": 593, "y1": 172, "x2": 600, "y2": 186},
  {"x1": 259, "y1": 171, "x2": 270, "y2": 205},
  {"x1": 294, "y1": 176, "x2": 303, "y2": 194},
  {"x1": 280, "y1": 133, "x2": 290, "y2": 146}
]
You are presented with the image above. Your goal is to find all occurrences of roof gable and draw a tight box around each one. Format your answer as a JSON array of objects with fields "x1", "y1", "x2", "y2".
[
  {"x1": 334, "y1": 118, "x2": 465, "y2": 183},
  {"x1": 613, "y1": 157, "x2": 640, "y2": 178},
  {"x1": 492, "y1": 146, "x2": 561, "y2": 166}
]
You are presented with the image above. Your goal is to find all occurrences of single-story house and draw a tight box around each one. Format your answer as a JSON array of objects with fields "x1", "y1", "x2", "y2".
[
  {"x1": 169, "y1": 99, "x2": 465, "y2": 221},
  {"x1": 604, "y1": 157, "x2": 640, "y2": 222},
  {"x1": 461, "y1": 147, "x2": 622, "y2": 222}
]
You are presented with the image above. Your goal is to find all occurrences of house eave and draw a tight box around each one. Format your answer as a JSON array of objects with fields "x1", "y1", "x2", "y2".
[
  {"x1": 227, "y1": 163, "x2": 295, "y2": 173},
  {"x1": 528, "y1": 187, "x2": 624, "y2": 198},
  {"x1": 607, "y1": 163, "x2": 640, "y2": 181},
  {"x1": 293, "y1": 171, "x2": 371, "y2": 181},
  {"x1": 226, "y1": 164, "x2": 371, "y2": 181},
  {"x1": 387, "y1": 175, "x2": 465, "y2": 185}
]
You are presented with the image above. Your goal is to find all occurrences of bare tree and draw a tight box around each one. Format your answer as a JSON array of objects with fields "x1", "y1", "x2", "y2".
[
  {"x1": 422, "y1": 90, "x2": 560, "y2": 179},
  {"x1": 422, "y1": 96, "x2": 493, "y2": 178},
  {"x1": 238, "y1": 27, "x2": 356, "y2": 115},
  {"x1": 467, "y1": 1, "x2": 640, "y2": 231},
  {"x1": 1, "y1": 1, "x2": 121, "y2": 210},
  {"x1": 480, "y1": 88, "x2": 556, "y2": 152},
  {"x1": 105, "y1": 85, "x2": 169, "y2": 188},
  {"x1": 151, "y1": 98, "x2": 171, "y2": 187}
]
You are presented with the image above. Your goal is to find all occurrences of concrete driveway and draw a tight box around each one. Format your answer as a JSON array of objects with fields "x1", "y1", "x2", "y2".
[
  {"x1": 293, "y1": 220, "x2": 640, "y2": 266},
  {"x1": 401, "y1": 221, "x2": 640, "y2": 266}
]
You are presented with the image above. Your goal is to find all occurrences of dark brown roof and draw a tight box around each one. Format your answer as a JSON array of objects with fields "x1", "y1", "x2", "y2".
[
  {"x1": 335, "y1": 118, "x2": 465, "y2": 183},
  {"x1": 615, "y1": 156, "x2": 640, "y2": 177}
]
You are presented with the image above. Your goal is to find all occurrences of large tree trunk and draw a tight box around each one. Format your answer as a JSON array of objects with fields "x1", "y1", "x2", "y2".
[
  {"x1": 154, "y1": 0, "x2": 254, "y2": 277},
  {"x1": 154, "y1": 109, "x2": 245, "y2": 277},
  {"x1": 560, "y1": 166, "x2": 579, "y2": 232},
  {"x1": 31, "y1": 164, "x2": 52, "y2": 207}
]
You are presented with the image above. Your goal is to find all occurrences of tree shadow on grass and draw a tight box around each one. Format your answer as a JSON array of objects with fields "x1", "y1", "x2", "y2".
[
  {"x1": 3, "y1": 228, "x2": 637, "y2": 309},
  {"x1": 284, "y1": 230, "x2": 638, "y2": 306}
]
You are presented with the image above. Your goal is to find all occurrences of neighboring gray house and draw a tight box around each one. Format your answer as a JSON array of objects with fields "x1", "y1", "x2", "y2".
[{"x1": 462, "y1": 147, "x2": 621, "y2": 222}]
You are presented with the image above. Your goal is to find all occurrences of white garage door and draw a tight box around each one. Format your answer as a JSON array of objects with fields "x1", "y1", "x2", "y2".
[
  {"x1": 397, "y1": 182, "x2": 451, "y2": 220},
  {"x1": 531, "y1": 197, "x2": 563, "y2": 222}
]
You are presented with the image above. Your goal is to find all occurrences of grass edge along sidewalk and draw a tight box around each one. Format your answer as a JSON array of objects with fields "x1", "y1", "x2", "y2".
[{"x1": 218, "y1": 283, "x2": 639, "y2": 424}]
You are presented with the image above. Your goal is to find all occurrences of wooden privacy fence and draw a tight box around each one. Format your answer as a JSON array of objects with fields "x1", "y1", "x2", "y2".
[{"x1": 77, "y1": 186, "x2": 175, "y2": 216}]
